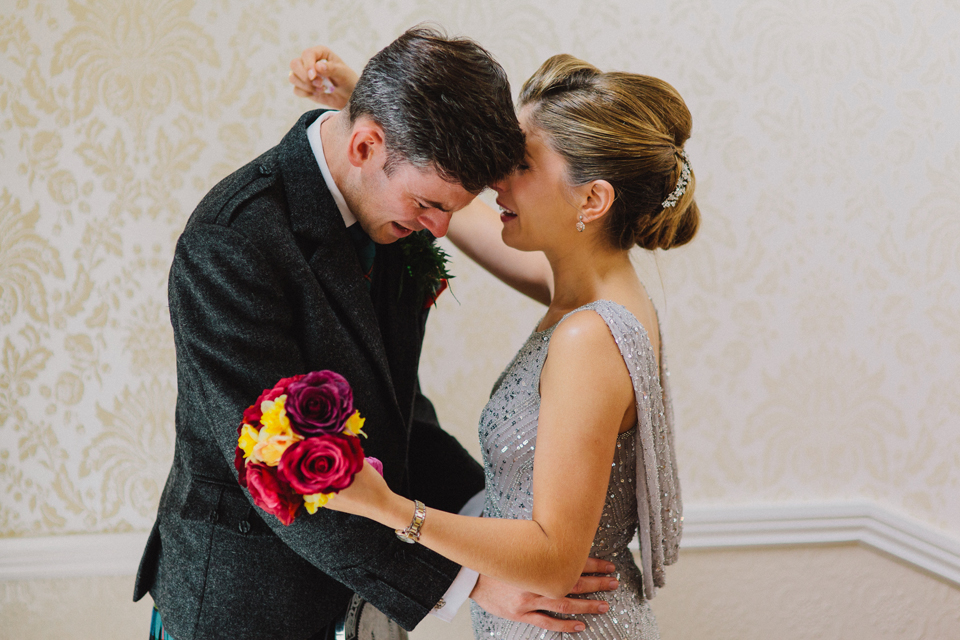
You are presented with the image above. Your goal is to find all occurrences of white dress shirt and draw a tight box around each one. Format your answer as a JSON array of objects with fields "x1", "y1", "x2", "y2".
[{"x1": 306, "y1": 111, "x2": 481, "y2": 621}]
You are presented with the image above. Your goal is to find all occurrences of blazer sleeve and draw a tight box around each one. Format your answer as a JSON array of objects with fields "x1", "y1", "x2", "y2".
[
  {"x1": 407, "y1": 387, "x2": 485, "y2": 514},
  {"x1": 169, "y1": 222, "x2": 461, "y2": 630}
]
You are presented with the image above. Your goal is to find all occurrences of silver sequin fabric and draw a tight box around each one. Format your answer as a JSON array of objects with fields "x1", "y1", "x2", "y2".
[{"x1": 470, "y1": 300, "x2": 681, "y2": 640}]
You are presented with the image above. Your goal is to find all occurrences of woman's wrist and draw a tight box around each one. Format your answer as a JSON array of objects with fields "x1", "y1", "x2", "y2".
[{"x1": 383, "y1": 494, "x2": 415, "y2": 531}]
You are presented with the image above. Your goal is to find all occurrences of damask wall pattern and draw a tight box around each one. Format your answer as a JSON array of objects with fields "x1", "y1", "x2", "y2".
[{"x1": 1, "y1": 0, "x2": 959, "y2": 557}]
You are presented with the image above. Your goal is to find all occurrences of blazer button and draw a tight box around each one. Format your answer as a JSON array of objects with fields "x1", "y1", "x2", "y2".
[
  {"x1": 207, "y1": 511, "x2": 218, "y2": 524},
  {"x1": 238, "y1": 520, "x2": 251, "y2": 534},
  {"x1": 259, "y1": 164, "x2": 271, "y2": 176}
]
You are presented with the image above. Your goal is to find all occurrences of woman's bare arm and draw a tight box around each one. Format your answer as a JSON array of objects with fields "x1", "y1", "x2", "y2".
[{"x1": 329, "y1": 310, "x2": 633, "y2": 597}]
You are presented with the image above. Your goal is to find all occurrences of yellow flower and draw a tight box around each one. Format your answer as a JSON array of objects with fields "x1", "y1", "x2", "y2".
[
  {"x1": 260, "y1": 395, "x2": 292, "y2": 436},
  {"x1": 303, "y1": 492, "x2": 333, "y2": 514},
  {"x1": 253, "y1": 434, "x2": 301, "y2": 466},
  {"x1": 344, "y1": 411, "x2": 366, "y2": 438},
  {"x1": 252, "y1": 397, "x2": 302, "y2": 465},
  {"x1": 238, "y1": 423, "x2": 259, "y2": 459}
]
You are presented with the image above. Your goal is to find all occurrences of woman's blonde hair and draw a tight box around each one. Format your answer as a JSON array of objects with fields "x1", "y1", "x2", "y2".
[{"x1": 518, "y1": 55, "x2": 699, "y2": 250}]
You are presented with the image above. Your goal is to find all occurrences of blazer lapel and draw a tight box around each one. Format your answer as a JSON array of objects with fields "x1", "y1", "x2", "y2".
[
  {"x1": 370, "y1": 242, "x2": 425, "y2": 425},
  {"x1": 277, "y1": 111, "x2": 400, "y2": 416}
]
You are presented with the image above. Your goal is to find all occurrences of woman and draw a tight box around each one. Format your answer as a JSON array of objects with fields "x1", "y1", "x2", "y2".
[{"x1": 292, "y1": 49, "x2": 697, "y2": 639}]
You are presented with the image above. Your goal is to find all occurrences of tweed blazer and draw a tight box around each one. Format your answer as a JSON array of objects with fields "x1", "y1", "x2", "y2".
[{"x1": 134, "y1": 110, "x2": 485, "y2": 640}]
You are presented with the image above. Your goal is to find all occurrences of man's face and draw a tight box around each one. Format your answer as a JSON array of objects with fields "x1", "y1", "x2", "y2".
[{"x1": 352, "y1": 160, "x2": 475, "y2": 244}]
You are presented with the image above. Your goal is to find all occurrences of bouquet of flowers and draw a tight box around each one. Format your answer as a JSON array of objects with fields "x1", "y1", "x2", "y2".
[{"x1": 234, "y1": 370, "x2": 381, "y2": 525}]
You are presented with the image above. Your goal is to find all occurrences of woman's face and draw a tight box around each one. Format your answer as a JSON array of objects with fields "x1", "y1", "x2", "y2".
[{"x1": 492, "y1": 109, "x2": 580, "y2": 252}]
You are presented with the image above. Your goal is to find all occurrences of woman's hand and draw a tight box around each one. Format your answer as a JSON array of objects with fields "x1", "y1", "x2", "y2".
[
  {"x1": 289, "y1": 46, "x2": 358, "y2": 109},
  {"x1": 324, "y1": 460, "x2": 397, "y2": 522}
]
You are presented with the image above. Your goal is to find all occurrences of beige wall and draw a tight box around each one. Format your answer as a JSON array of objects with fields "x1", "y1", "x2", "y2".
[{"x1": 1, "y1": 0, "x2": 959, "y2": 637}]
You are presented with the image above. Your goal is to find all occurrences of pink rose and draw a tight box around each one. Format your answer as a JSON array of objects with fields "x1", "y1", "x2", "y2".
[
  {"x1": 277, "y1": 434, "x2": 364, "y2": 495},
  {"x1": 366, "y1": 457, "x2": 383, "y2": 476},
  {"x1": 285, "y1": 371, "x2": 354, "y2": 437},
  {"x1": 246, "y1": 462, "x2": 300, "y2": 526}
]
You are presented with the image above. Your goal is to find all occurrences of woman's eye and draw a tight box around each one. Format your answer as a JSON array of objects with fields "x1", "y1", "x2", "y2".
[{"x1": 518, "y1": 163, "x2": 530, "y2": 172}]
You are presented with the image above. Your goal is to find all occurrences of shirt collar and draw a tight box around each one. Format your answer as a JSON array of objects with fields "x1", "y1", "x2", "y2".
[{"x1": 307, "y1": 110, "x2": 357, "y2": 228}]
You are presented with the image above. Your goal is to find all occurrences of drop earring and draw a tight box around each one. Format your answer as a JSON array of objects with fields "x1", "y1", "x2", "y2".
[{"x1": 576, "y1": 216, "x2": 585, "y2": 232}]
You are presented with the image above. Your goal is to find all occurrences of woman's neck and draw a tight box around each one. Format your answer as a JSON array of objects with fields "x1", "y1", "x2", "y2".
[{"x1": 543, "y1": 243, "x2": 636, "y2": 318}]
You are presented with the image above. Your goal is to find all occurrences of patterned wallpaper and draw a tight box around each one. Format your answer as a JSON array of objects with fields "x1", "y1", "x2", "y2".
[{"x1": 0, "y1": 0, "x2": 958, "y2": 545}]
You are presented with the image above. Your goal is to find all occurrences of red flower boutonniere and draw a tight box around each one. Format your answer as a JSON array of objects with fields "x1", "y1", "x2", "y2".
[{"x1": 398, "y1": 231, "x2": 454, "y2": 309}]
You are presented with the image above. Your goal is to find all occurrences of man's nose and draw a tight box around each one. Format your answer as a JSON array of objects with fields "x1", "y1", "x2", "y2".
[{"x1": 417, "y1": 209, "x2": 453, "y2": 238}]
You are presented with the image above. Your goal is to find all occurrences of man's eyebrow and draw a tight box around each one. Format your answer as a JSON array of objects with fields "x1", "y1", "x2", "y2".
[{"x1": 422, "y1": 199, "x2": 450, "y2": 212}]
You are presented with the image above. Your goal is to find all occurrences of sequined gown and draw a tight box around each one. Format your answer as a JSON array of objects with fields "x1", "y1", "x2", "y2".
[{"x1": 470, "y1": 300, "x2": 682, "y2": 640}]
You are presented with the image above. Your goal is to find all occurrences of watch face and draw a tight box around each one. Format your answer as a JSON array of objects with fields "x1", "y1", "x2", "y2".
[{"x1": 336, "y1": 594, "x2": 408, "y2": 640}]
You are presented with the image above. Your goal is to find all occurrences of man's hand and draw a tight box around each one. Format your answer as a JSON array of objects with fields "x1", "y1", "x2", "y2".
[
  {"x1": 289, "y1": 46, "x2": 358, "y2": 109},
  {"x1": 470, "y1": 558, "x2": 619, "y2": 634}
]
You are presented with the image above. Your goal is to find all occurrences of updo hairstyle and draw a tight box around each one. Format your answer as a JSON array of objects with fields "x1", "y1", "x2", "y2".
[{"x1": 517, "y1": 55, "x2": 699, "y2": 251}]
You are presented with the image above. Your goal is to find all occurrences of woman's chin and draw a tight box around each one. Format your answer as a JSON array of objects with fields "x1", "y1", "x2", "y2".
[{"x1": 501, "y1": 229, "x2": 537, "y2": 252}]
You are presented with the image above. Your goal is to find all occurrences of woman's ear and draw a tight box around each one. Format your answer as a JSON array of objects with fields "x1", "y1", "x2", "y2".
[
  {"x1": 346, "y1": 117, "x2": 385, "y2": 168},
  {"x1": 579, "y1": 179, "x2": 615, "y2": 224}
]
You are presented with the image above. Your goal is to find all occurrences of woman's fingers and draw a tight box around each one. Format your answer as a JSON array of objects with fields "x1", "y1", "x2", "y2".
[
  {"x1": 288, "y1": 46, "x2": 357, "y2": 109},
  {"x1": 289, "y1": 55, "x2": 311, "y2": 86},
  {"x1": 314, "y1": 59, "x2": 358, "y2": 91}
]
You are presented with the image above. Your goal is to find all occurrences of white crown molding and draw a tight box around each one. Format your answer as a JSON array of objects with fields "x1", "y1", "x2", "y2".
[{"x1": 2, "y1": 502, "x2": 959, "y2": 586}]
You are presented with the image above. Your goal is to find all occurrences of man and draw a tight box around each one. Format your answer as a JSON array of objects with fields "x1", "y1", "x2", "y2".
[{"x1": 136, "y1": 27, "x2": 614, "y2": 640}]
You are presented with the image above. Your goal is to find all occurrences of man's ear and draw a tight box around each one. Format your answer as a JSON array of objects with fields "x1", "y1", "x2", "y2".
[
  {"x1": 346, "y1": 118, "x2": 385, "y2": 168},
  {"x1": 579, "y1": 179, "x2": 616, "y2": 224}
]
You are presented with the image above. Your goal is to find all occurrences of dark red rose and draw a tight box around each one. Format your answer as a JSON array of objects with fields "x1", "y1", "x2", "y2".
[
  {"x1": 277, "y1": 434, "x2": 364, "y2": 495},
  {"x1": 243, "y1": 375, "x2": 305, "y2": 425},
  {"x1": 234, "y1": 424, "x2": 248, "y2": 487},
  {"x1": 246, "y1": 463, "x2": 300, "y2": 526},
  {"x1": 285, "y1": 371, "x2": 354, "y2": 436},
  {"x1": 235, "y1": 454, "x2": 247, "y2": 488}
]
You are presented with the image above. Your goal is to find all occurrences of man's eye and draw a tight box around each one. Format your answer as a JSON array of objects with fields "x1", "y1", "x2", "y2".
[
  {"x1": 518, "y1": 163, "x2": 530, "y2": 172},
  {"x1": 417, "y1": 202, "x2": 428, "y2": 209}
]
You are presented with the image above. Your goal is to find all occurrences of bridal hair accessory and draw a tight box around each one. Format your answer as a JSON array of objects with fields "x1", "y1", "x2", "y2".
[
  {"x1": 396, "y1": 499, "x2": 427, "y2": 543},
  {"x1": 661, "y1": 149, "x2": 691, "y2": 209},
  {"x1": 576, "y1": 215, "x2": 585, "y2": 232},
  {"x1": 234, "y1": 370, "x2": 382, "y2": 525}
]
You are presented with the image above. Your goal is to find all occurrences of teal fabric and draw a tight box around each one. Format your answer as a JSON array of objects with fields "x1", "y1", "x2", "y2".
[{"x1": 150, "y1": 606, "x2": 173, "y2": 640}]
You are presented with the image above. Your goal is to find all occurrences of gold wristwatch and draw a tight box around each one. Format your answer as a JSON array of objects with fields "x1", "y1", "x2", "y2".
[{"x1": 395, "y1": 500, "x2": 426, "y2": 544}]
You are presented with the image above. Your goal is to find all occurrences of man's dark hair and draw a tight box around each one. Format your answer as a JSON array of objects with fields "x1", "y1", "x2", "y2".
[{"x1": 348, "y1": 26, "x2": 525, "y2": 194}]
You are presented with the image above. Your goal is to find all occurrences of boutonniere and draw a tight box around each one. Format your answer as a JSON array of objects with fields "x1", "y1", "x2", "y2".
[{"x1": 398, "y1": 231, "x2": 454, "y2": 309}]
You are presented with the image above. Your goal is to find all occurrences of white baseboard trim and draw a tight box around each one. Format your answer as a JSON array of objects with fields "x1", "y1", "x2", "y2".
[
  {"x1": 0, "y1": 531, "x2": 150, "y2": 581},
  {"x1": 2, "y1": 502, "x2": 959, "y2": 586},
  {"x1": 675, "y1": 502, "x2": 960, "y2": 586}
]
